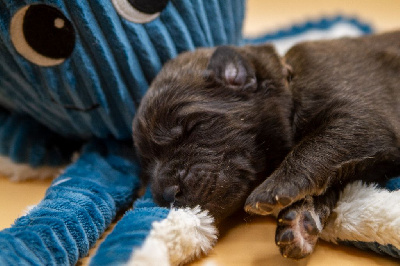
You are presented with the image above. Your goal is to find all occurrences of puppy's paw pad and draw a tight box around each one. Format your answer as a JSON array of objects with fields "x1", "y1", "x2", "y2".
[
  {"x1": 302, "y1": 211, "x2": 320, "y2": 235},
  {"x1": 276, "y1": 209, "x2": 322, "y2": 259},
  {"x1": 278, "y1": 210, "x2": 297, "y2": 224}
]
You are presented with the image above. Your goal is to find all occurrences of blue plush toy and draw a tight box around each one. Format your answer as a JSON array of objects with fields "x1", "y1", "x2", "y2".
[{"x1": 0, "y1": 0, "x2": 399, "y2": 265}]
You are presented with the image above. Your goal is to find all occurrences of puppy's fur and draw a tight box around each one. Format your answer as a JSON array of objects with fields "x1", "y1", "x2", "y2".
[{"x1": 133, "y1": 31, "x2": 400, "y2": 259}]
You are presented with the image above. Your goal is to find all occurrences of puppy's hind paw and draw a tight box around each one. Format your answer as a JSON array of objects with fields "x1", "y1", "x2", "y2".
[{"x1": 275, "y1": 205, "x2": 322, "y2": 259}]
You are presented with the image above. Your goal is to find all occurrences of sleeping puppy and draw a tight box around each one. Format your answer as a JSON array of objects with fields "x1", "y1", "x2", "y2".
[{"x1": 132, "y1": 30, "x2": 400, "y2": 259}]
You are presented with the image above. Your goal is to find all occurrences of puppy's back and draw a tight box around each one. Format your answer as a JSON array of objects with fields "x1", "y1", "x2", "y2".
[{"x1": 286, "y1": 30, "x2": 400, "y2": 139}]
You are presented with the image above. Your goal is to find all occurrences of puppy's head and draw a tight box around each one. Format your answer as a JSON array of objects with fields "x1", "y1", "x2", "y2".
[{"x1": 133, "y1": 45, "x2": 293, "y2": 223}]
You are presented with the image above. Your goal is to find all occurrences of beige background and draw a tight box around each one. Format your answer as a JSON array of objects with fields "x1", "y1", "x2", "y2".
[
  {"x1": 1, "y1": 0, "x2": 400, "y2": 265},
  {"x1": 243, "y1": 0, "x2": 400, "y2": 36}
]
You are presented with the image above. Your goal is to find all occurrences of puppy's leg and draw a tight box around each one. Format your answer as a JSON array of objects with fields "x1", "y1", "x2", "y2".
[
  {"x1": 245, "y1": 117, "x2": 398, "y2": 215},
  {"x1": 275, "y1": 188, "x2": 339, "y2": 259}
]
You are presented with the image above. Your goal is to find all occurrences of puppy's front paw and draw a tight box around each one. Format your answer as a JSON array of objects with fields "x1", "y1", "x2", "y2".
[
  {"x1": 275, "y1": 201, "x2": 322, "y2": 259},
  {"x1": 244, "y1": 177, "x2": 301, "y2": 215}
]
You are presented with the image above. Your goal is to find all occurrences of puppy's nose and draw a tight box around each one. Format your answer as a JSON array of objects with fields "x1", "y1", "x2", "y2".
[{"x1": 163, "y1": 185, "x2": 180, "y2": 204}]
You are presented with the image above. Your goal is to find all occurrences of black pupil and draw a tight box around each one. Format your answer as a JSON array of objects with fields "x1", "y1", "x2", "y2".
[
  {"x1": 23, "y1": 5, "x2": 75, "y2": 59},
  {"x1": 128, "y1": 0, "x2": 169, "y2": 14}
]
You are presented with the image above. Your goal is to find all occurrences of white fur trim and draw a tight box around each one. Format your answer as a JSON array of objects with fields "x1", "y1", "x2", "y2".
[
  {"x1": 51, "y1": 177, "x2": 72, "y2": 186},
  {"x1": 273, "y1": 23, "x2": 364, "y2": 55},
  {"x1": 128, "y1": 238, "x2": 170, "y2": 266},
  {"x1": 21, "y1": 204, "x2": 38, "y2": 216},
  {"x1": 0, "y1": 155, "x2": 64, "y2": 181},
  {"x1": 321, "y1": 181, "x2": 400, "y2": 249},
  {"x1": 128, "y1": 206, "x2": 218, "y2": 266}
]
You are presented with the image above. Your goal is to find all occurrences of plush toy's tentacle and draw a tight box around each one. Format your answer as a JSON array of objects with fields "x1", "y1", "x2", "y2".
[
  {"x1": 0, "y1": 108, "x2": 82, "y2": 180},
  {"x1": 321, "y1": 180, "x2": 400, "y2": 259},
  {"x1": 90, "y1": 190, "x2": 169, "y2": 266},
  {"x1": 244, "y1": 15, "x2": 373, "y2": 55},
  {"x1": 0, "y1": 138, "x2": 141, "y2": 265},
  {"x1": 90, "y1": 190, "x2": 218, "y2": 266}
]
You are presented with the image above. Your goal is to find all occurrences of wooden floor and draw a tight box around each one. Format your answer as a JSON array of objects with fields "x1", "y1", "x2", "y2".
[{"x1": 1, "y1": 0, "x2": 400, "y2": 265}]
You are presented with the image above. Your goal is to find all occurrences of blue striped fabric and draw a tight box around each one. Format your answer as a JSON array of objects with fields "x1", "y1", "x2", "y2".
[{"x1": 0, "y1": 108, "x2": 80, "y2": 167}]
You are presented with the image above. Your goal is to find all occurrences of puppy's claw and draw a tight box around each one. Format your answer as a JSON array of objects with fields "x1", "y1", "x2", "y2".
[
  {"x1": 244, "y1": 202, "x2": 272, "y2": 215},
  {"x1": 256, "y1": 202, "x2": 273, "y2": 213},
  {"x1": 244, "y1": 204, "x2": 255, "y2": 213}
]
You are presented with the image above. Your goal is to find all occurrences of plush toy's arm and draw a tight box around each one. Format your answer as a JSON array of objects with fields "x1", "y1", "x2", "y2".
[
  {"x1": 0, "y1": 138, "x2": 141, "y2": 265},
  {"x1": 0, "y1": 108, "x2": 81, "y2": 180}
]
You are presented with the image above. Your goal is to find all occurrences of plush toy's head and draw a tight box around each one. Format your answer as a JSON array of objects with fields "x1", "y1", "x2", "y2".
[{"x1": 0, "y1": 0, "x2": 245, "y2": 140}]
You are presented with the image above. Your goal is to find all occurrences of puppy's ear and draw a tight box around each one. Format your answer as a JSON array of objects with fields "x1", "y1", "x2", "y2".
[{"x1": 206, "y1": 46, "x2": 257, "y2": 91}]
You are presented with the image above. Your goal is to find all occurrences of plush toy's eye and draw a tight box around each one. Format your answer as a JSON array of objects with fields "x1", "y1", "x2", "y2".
[
  {"x1": 112, "y1": 0, "x2": 170, "y2": 23},
  {"x1": 10, "y1": 4, "x2": 75, "y2": 67}
]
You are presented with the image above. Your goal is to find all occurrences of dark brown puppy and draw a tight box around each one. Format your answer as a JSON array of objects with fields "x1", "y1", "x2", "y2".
[{"x1": 132, "y1": 31, "x2": 400, "y2": 259}]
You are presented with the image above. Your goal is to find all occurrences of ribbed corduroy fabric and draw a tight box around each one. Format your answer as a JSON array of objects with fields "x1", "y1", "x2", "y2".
[{"x1": 0, "y1": 139, "x2": 141, "y2": 265}]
